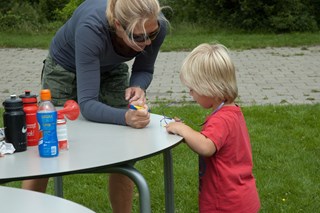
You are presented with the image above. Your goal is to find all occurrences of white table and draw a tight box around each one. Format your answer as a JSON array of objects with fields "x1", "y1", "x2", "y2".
[
  {"x1": 0, "y1": 186, "x2": 95, "y2": 212},
  {"x1": 0, "y1": 113, "x2": 182, "y2": 213}
]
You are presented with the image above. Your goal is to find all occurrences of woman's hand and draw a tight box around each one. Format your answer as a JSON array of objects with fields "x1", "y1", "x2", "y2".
[
  {"x1": 125, "y1": 86, "x2": 146, "y2": 105},
  {"x1": 125, "y1": 105, "x2": 150, "y2": 128}
]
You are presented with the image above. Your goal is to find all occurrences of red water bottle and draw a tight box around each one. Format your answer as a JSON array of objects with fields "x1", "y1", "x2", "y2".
[{"x1": 19, "y1": 90, "x2": 40, "y2": 146}]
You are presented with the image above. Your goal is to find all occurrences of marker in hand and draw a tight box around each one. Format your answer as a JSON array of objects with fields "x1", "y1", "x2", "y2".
[
  {"x1": 129, "y1": 104, "x2": 145, "y2": 110},
  {"x1": 128, "y1": 104, "x2": 151, "y2": 112}
]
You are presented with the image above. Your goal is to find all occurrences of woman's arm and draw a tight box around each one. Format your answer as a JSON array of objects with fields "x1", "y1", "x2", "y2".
[{"x1": 74, "y1": 25, "x2": 129, "y2": 125}]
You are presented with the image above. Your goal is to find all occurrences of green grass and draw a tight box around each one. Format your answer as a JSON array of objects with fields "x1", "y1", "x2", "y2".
[
  {"x1": 0, "y1": 32, "x2": 55, "y2": 49},
  {"x1": 163, "y1": 31, "x2": 320, "y2": 51},
  {"x1": 2, "y1": 104, "x2": 320, "y2": 212},
  {"x1": 163, "y1": 24, "x2": 320, "y2": 51},
  {"x1": 1, "y1": 23, "x2": 320, "y2": 51}
]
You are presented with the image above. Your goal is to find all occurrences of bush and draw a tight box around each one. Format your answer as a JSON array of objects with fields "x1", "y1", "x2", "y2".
[
  {"x1": 38, "y1": 0, "x2": 69, "y2": 21},
  {"x1": 162, "y1": 0, "x2": 319, "y2": 32},
  {"x1": 265, "y1": 0, "x2": 318, "y2": 32},
  {"x1": 0, "y1": 0, "x2": 74, "y2": 33},
  {"x1": 54, "y1": 0, "x2": 84, "y2": 22},
  {"x1": 0, "y1": 1, "x2": 44, "y2": 32},
  {"x1": 0, "y1": 0, "x2": 319, "y2": 33}
]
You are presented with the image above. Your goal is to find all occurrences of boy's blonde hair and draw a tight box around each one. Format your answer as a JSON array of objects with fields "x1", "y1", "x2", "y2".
[
  {"x1": 180, "y1": 43, "x2": 238, "y2": 102},
  {"x1": 107, "y1": 0, "x2": 168, "y2": 45}
]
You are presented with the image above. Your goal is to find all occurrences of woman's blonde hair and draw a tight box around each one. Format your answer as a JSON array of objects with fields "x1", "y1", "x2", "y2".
[
  {"x1": 180, "y1": 43, "x2": 238, "y2": 102},
  {"x1": 107, "y1": 0, "x2": 168, "y2": 43}
]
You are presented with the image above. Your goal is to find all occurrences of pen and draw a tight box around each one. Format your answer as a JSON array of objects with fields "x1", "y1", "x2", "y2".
[
  {"x1": 129, "y1": 104, "x2": 144, "y2": 110},
  {"x1": 128, "y1": 104, "x2": 151, "y2": 112}
]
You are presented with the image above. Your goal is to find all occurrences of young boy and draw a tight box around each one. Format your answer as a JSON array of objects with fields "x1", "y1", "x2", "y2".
[{"x1": 165, "y1": 43, "x2": 260, "y2": 212}]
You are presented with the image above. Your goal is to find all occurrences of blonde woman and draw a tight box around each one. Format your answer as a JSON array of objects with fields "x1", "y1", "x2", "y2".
[
  {"x1": 23, "y1": 0, "x2": 169, "y2": 212},
  {"x1": 166, "y1": 44, "x2": 261, "y2": 212}
]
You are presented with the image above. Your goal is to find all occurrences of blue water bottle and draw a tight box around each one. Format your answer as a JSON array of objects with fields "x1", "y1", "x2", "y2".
[{"x1": 37, "y1": 89, "x2": 59, "y2": 157}]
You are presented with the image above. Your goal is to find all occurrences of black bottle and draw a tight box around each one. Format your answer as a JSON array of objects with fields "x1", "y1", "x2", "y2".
[{"x1": 2, "y1": 94, "x2": 27, "y2": 152}]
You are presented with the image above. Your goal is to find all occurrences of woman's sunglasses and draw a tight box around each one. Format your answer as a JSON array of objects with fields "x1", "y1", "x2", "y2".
[{"x1": 123, "y1": 22, "x2": 160, "y2": 43}]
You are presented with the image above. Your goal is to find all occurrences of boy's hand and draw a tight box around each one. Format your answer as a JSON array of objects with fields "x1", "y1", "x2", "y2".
[{"x1": 165, "y1": 121, "x2": 186, "y2": 136}]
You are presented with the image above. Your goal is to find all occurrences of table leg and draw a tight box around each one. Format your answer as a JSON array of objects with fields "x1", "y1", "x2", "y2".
[
  {"x1": 163, "y1": 149, "x2": 174, "y2": 213},
  {"x1": 54, "y1": 176, "x2": 63, "y2": 198},
  {"x1": 100, "y1": 165, "x2": 151, "y2": 213},
  {"x1": 52, "y1": 165, "x2": 150, "y2": 212}
]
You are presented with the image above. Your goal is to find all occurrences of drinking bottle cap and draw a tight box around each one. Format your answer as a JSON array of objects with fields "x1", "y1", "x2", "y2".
[
  {"x1": 40, "y1": 89, "x2": 52, "y2": 101},
  {"x1": 19, "y1": 90, "x2": 37, "y2": 104},
  {"x1": 2, "y1": 95, "x2": 23, "y2": 110}
]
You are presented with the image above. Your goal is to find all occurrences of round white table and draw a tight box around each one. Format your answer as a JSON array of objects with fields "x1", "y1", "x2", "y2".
[
  {"x1": 0, "y1": 186, "x2": 95, "y2": 212},
  {"x1": 0, "y1": 113, "x2": 182, "y2": 213}
]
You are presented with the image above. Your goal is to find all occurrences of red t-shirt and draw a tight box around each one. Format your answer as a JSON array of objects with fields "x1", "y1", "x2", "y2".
[{"x1": 199, "y1": 105, "x2": 260, "y2": 213}]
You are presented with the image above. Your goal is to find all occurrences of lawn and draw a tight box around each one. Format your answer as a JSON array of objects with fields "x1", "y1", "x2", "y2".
[
  {"x1": 1, "y1": 23, "x2": 320, "y2": 51},
  {"x1": 2, "y1": 104, "x2": 320, "y2": 212}
]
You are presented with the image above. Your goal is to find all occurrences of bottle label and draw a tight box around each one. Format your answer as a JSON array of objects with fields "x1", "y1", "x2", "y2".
[
  {"x1": 25, "y1": 111, "x2": 40, "y2": 146},
  {"x1": 37, "y1": 111, "x2": 58, "y2": 157},
  {"x1": 57, "y1": 119, "x2": 69, "y2": 150}
]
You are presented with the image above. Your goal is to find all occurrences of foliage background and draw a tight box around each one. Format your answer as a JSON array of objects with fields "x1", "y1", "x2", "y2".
[
  {"x1": 162, "y1": 0, "x2": 320, "y2": 32},
  {"x1": 0, "y1": 0, "x2": 319, "y2": 33}
]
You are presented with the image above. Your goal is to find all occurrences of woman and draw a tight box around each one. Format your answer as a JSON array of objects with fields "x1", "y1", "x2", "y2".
[{"x1": 22, "y1": 0, "x2": 169, "y2": 212}]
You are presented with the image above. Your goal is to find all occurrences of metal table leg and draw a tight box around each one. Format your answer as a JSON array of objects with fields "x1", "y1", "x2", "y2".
[
  {"x1": 53, "y1": 165, "x2": 151, "y2": 213},
  {"x1": 54, "y1": 176, "x2": 63, "y2": 198},
  {"x1": 99, "y1": 165, "x2": 151, "y2": 213},
  {"x1": 163, "y1": 149, "x2": 174, "y2": 213}
]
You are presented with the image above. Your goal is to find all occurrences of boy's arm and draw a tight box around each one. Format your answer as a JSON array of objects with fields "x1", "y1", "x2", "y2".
[{"x1": 166, "y1": 122, "x2": 216, "y2": 157}]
